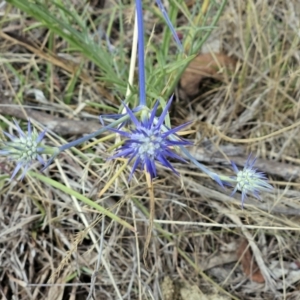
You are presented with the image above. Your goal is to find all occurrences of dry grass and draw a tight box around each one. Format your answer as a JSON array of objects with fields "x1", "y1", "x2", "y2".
[{"x1": 1, "y1": 0, "x2": 300, "y2": 299}]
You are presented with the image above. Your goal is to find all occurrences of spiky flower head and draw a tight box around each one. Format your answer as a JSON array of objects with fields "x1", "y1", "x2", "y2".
[
  {"x1": 108, "y1": 98, "x2": 191, "y2": 180},
  {"x1": 230, "y1": 154, "x2": 273, "y2": 207},
  {"x1": 0, "y1": 120, "x2": 47, "y2": 180}
]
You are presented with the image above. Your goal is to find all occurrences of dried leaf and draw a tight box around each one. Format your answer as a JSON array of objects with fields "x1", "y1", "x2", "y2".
[
  {"x1": 179, "y1": 53, "x2": 236, "y2": 98},
  {"x1": 237, "y1": 240, "x2": 265, "y2": 283}
]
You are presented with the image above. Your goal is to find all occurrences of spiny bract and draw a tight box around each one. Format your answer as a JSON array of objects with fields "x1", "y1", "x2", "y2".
[
  {"x1": 108, "y1": 98, "x2": 191, "y2": 180},
  {"x1": 0, "y1": 120, "x2": 46, "y2": 180}
]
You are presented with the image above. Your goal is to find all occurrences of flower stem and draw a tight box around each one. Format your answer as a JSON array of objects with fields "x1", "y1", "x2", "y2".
[
  {"x1": 135, "y1": 0, "x2": 146, "y2": 106},
  {"x1": 59, "y1": 115, "x2": 129, "y2": 152},
  {"x1": 165, "y1": 0, "x2": 228, "y2": 99},
  {"x1": 179, "y1": 145, "x2": 222, "y2": 185},
  {"x1": 42, "y1": 114, "x2": 130, "y2": 171},
  {"x1": 156, "y1": 0, "x2": 183, "y2": 52}
]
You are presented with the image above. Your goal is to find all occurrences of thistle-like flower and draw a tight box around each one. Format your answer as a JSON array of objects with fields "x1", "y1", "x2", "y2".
[
  {"x1": 230, "y1": 155, "x2": 273, "y2": 207},
  {"x1": 0, "y1": 120, "x2": 48, "y2": 180},
  {"x1": 108, "y1": 98, "x2": 191, "y2": 180}
]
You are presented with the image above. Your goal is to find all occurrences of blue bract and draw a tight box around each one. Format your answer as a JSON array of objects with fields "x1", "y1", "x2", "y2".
[
  {"x1": 0, "y1": 120, "x2": 46, "y2": 180},
  {"x1": 230, "y1": 155, "x2": 273, "y2": 207},
  {"x1": 108, "y1": 98, "x2": 191, "y2": 180}
]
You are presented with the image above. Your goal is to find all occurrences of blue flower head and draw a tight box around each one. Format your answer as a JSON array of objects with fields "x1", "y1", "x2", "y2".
[
  {"x1": 0, "y1": 120, "x2": 48, "y2": 180},
  {"x1": 230, "y1": 154, "x2": 273, "y2": 207},
  {"x1": 108, "y1": 97, "x2": 191, "y2": 180}
]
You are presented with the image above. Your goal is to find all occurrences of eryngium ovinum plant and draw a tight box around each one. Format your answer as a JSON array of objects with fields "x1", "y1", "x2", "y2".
[{"x1": 0, "y1": 0, "x2": 272, "y2": 208}]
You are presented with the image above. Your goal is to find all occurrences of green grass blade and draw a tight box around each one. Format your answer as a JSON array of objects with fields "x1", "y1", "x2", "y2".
[{"x1": 30, "y1": 171, "x2": 135, "y2": 232}]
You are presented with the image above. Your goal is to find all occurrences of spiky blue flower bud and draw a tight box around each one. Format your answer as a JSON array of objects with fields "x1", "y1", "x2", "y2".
[
  {"x1": 0, "y1": 120, "x2": 57, "y2": 180},
  {"x1": 230, "y1": 155, "x2": 273, "y2": 207}
]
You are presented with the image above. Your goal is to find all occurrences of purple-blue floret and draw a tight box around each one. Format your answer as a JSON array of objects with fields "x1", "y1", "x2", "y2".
[
  {"x1": 0, "y1": 120, "x2": 46, "y2": 180},
  {"x1": 230, "y1": 154, "x2": 273, "y2": 207},
  {"x1": 108, "y1": 98, "x2": 191, "y2": 180}
]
